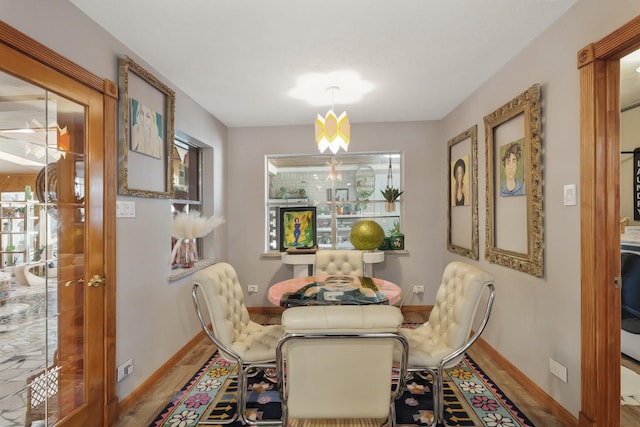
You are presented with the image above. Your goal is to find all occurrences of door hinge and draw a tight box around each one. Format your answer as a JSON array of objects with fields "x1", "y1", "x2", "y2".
[{"x1": 614, "y1": 276, "x2": 622, "y2": 289}]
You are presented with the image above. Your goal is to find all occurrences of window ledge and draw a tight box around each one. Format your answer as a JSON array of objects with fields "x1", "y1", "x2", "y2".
[
  {"x1": 168, "y1": 258, "x2": 217, "y2": 281},
  {"x1": 260, "y1": 250, "x2": 409, "y2": 258}
]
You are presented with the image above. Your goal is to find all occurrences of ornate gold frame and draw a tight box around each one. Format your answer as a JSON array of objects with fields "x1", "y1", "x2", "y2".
[
  {"x1": 118, "y1": 56, "x2": 175, "y2": 198},
  {"x1": 447, "y1": 125, "x2": 479, "y2": 260},
  {"x1": 484, "y1": 84, "x2": 543, "y2": 277}
]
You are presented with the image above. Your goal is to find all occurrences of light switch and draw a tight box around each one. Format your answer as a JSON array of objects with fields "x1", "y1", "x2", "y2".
[
  {"x1": 563, "y1": 184, "x2": 577, "y2": 206},
  {"x1": 116, "y1": 201, "x2": 136, "y2": 218}
]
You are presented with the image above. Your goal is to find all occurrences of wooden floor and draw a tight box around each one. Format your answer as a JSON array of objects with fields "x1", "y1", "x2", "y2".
[
  {"x1": 114, "y1": 311, "x2": 633, "y2": 427},
  {"x1": 621, "y1": 354, "x2": 640, "y2": 426}
]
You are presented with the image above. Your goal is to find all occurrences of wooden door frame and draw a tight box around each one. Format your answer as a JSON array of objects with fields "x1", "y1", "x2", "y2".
[
  {"x1": 0, "y1": 21, "x2": 118, "y2": 425},
  {"x1": 578, "y1": 15, "x2": 640, "y2": 427}
]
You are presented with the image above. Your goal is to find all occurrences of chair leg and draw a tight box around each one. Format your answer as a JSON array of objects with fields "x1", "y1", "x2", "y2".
[
  {"x1": 198, "y1": 363, "x2": 249, "y2": 425},
  {"x1": 432, "y1": 366, "x2": 445, "y2": 426},
  {"x1": 389, "y1": 400, "x2": 397, "y2": 427},
  {"x1": 238, "y1": 365, "x2": 249, "y2": 424},
  {"x1": 239, "y1": 364, "x2": 283, "y2": 426}
]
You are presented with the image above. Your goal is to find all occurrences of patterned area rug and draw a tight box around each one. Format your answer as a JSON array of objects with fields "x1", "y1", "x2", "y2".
[{"x1": 150, "y1": 351, "x2": 534, "y2": 427}]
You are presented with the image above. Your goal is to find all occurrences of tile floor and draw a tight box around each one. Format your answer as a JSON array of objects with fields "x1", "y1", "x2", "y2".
[{"x1": 0, "y1": 280, "x2": 57, "y2": 427}]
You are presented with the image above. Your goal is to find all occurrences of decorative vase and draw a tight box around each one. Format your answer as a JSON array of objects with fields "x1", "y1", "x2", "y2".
[
  {"x1": 378, "y1": 236, "x2": 391, "y2": 251},
  {"x1": 385, "y1": 202, "x2": 396, "y2": 212},
  {"x1": 390, "y1": 232, "x2": 405, "y2": 250},
  {"x1": 175, "y1": 238, "x2": 198, "y2": 268}
]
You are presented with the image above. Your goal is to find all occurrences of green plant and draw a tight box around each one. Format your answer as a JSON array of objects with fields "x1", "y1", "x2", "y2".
[
  {"x1": 279, "y1": 186, "x2": 289, "y2": 199},
  {"x1": 33, "y1": 245, "x2": 45, "y2": 262},
  {"x1": 357, "y1": 188, "x2": 374, "y2": 200},
  {"x1": 381, "y1": 186, "x2": 403, "y2": 202},
  {"x1": 355, "y1": 188, "x2": 374, "y2": 212},
  {"x1": 389, "y1": 220, "x2": 401, "y2": 235}
]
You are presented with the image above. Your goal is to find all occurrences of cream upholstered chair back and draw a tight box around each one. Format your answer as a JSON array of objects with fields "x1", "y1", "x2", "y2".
[
  {"x1": 192, "y1": 262, "x2": 250, "y2": 348},
  {"x1": 314, "y1": 249, "x2": 364, "y2": 275},
  {"x1": 192, "y1": 262, "x2": 282, "y2": 363},
  {"x1": 428, "y1": 261, "x2": 494, "y2": 359},
  {"x1": 276, "y1": 305, "x2": 408, "y2": 426}
]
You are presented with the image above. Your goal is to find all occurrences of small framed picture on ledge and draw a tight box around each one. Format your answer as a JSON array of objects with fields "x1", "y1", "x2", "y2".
[{"x1": 278, "y1": 206, "x2": 317, "y2": 252}]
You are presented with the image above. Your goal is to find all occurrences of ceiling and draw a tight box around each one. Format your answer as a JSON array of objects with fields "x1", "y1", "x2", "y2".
[{"x1": 69, "y1": 0, "x2": 581, "y2": 128}]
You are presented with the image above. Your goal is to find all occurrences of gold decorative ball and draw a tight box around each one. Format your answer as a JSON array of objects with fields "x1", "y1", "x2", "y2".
[{"x1": 349, "y1": 220, "x2": 385, "y2": 250}]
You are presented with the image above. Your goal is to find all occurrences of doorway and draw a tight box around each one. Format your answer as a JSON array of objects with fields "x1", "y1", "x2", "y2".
[
  {"x1": 0, "y1": 23, "x2": 117, "y2": 426},
  {"x1": 578, "y1": 15, "x2": 640, "y2": 427}
]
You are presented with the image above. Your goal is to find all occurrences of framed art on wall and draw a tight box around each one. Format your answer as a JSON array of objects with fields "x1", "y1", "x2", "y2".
[
  {"x1": 447, "y1": 125, "x2": 479, "y2": 260},
  {"x1": 326, "y1": 188, "x2": 349, "y2": 202},
  {"x1": 118, "y1": 55, "x2": 176, "y2": 198},
  {"x1": 278, "y1": 206, "x2": 317, "y2": 252},
  {"x1": 484, "y1": 84, "x2": 543, "y2": 277}
]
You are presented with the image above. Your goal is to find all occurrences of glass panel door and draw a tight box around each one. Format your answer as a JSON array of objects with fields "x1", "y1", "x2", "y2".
[{"x1": 0, "y1": 69, "x2": 90, "y2": 426}]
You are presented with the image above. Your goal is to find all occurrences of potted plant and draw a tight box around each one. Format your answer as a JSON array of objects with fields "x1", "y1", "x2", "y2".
[
  {"x1": 389, "y1": 219, "x2": 404, "y2": 250},
  {"x1": 381, "y1": 186, "x2": 403, "y2": 212},
  {"x1": 356, "y1": 188, "x2": 374, "y2": 212}
]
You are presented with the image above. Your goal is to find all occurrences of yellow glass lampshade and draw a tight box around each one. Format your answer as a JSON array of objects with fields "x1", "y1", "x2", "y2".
[{"x1": 315, "y1": 109, "x2": 350, "y2": 154}]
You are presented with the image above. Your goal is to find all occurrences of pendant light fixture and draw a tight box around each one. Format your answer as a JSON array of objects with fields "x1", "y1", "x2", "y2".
[{"x1": 314, "y1": 86, "x2": 350, "y2": 154}]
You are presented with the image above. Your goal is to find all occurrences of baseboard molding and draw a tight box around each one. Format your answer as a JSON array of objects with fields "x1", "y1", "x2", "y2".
[
  {"x1": 398, "y1": 305, "x2": 431, "y2": 313},
  {"x1": 475, "y1": 338, "x2": 578, "y2": 427},
  {"x1": 118, "y1": 329, "x2": 207, "y2": 416},
  {"x1": 247, "y1": 306, "x2": 285, "y2": 315}
]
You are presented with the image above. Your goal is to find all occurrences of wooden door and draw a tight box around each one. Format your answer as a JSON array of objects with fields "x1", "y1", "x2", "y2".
[
  {"x1": 0, "y1": 23, "x2": 117, "y2": 426},
  {"x1": 578, "y1": 15, "x2": 640, "y2": 427}
]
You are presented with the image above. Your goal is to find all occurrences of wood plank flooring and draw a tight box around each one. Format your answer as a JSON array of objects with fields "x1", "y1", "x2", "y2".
[{"x1": 114, "y1": 311, "x2": 635, "y2": 426}]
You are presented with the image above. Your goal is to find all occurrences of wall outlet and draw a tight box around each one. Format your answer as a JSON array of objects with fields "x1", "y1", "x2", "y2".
[
  {"x1": 248, "y1": 285, "x2": 259, "y2": 293},
  {"x1": 412, "y1": 285, "x2": 424, "y2": 294},
  {"x1": 549, "y1": 358, "x2": 568, "y2": 382},
  {"x1": 117, "y1": 358, "x2": 134, "y2": 382}
]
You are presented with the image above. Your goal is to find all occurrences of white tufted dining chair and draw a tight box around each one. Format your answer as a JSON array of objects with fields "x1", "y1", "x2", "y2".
[
  {"x1": 396, "y1": 261, "x2": 495, "y2": 426},
  {"x1": 276, "y1": 305, "x2": 409, "y2": 426},
  {"x1": 192, "y1": 262, "x2": 283, "y2": 425},
  {"x1": 314, "y1": 249, "x2": 364, "y2": 276}
]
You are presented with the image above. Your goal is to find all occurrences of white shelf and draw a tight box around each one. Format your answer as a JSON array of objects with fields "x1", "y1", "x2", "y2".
[{"x1": 0, "y1": 198, "x2": 38, "y2": 269}]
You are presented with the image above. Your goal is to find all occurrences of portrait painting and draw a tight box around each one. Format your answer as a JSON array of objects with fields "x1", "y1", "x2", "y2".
[
  {"x1": 499, "y1": 139, "x2": 526, "y2": 197},
  {"x1": 450, "y1": 155, "x2": 470, "y2": 207},
  {"x1": 484, "y1": 84, "x2": 543, "y2": 277},
  {"x1": 279, "y1": 207, "x2": 317, "y2": 251},
  {"x1": 130, "y1": 98, "x2": 164, "y2": 159},
  {"x1": 118, "y1": 55, "x2": 175, "y2": 198},
  {"x1": 447, "y1": 126, "x2": 478, "y2": 260}
]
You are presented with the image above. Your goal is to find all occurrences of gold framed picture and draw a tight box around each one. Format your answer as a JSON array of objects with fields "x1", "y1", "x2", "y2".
[
  {"x1": 447, "y1": 125, "x2": 479, "y2": 260},
  {"x1": 484, "y1": 84, "x2": 543, "y2": 277},
  {"x1": 118, "y1": 56, "x2": 175, "y2": 198}
]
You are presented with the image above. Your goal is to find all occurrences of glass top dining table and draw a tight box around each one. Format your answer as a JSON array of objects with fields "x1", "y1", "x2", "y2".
[{"x1": 268, "y1": 274, "x2": 402, "y2": 307}]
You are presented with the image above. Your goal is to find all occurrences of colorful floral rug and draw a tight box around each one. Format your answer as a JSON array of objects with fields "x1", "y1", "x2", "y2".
[{"x1": 149, "y1": 350, "x2": 534, "y2": 427}]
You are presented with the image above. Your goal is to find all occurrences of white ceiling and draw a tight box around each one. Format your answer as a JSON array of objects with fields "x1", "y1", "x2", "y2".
[{"x1": 69, "y1": 0, "x2": 580, "y2": 128}]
